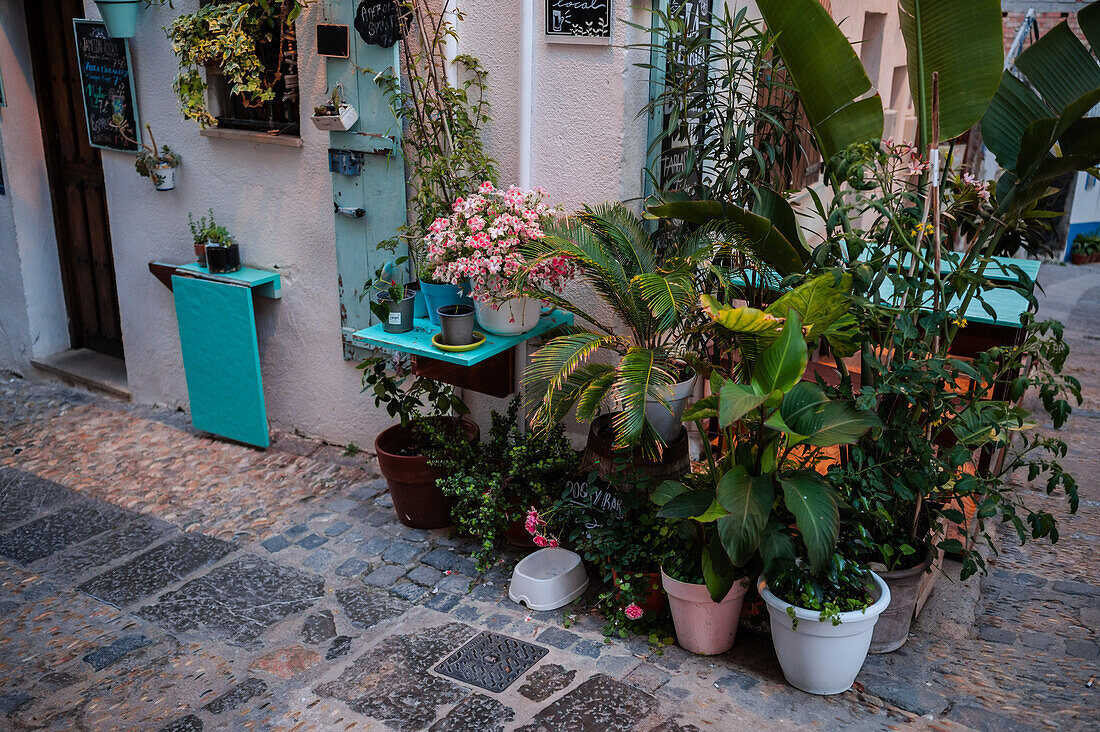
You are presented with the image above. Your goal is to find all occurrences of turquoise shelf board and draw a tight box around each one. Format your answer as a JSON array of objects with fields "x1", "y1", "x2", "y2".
[
  {"x1": 176, "y1": 263, "x2": 281, "y2": 299},
  {"x1": 351, "y1": 310, "x2": 574, "y2": 366},
  {"x1": 854, "y1": 252, "x2": 1041, "y2": 284},
  {"x1": 172, "y1": 274, "x2": 271, "y2": 448},
  {"x1": 871, "y1": 278, "x2": 1031, "y2": 328}
]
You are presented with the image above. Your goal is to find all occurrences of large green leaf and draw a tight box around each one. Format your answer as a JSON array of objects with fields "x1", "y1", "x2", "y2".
[
  {"x1": 702, "y1": 532, "x2": 736, "y2": 602},
  {"x1": 716, "y1": 469, "x2": 775, "y2": 566},
  {"x1": 612, "y1": 347, "x2": 676, "y2": 447},
  {"x1": 701, "y1": 296, "x2": 785, "y2": 334},
  {"x1": 780, "y1": 472, "x2": 840, "y2": 572},
  {"x1": 898, "y1": 0, "x2": 1004, "y2": 146},
  {"x1": 764, "y1": 274, "x2": 852, "y2": 344},
  {"x1": 651, "y1": 480, "x2": 688, "y2": 507},
  {"x1": 682, "y1": 394, "x2": 718, "y2": 422},
  {"x1": 757, "y1": 0, "x2": 883, "y2": 162},
  {"x1": 647, "y1": 199, "x2": 809, "y2": 276},
  {"x1": 759, "y1": 519, "x2": 796, "y2": 581},
  {"x1": 751, "y1": 310, "x2": 807, "y2": 397},
  {"x1": 657, "y1": 488, "x2": 715, "y2": 519},
  {"x1": 718, "y1": 381, "x2": 770, "y2": 428}
]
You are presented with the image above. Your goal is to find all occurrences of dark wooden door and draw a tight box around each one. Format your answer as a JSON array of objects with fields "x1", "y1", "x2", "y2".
[{"x1": 26, "y1": 0, "x2": 124, "y2": 358}]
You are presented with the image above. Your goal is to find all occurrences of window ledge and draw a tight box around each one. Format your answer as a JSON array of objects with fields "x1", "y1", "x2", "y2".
[{"x1": 199, "y1": 127, "x2": 303, "y2": 148}]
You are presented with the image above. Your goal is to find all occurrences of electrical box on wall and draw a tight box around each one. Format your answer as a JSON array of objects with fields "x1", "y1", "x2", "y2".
[{"x1": 329, "y1": 149, "x2": 364, "y2": 176}]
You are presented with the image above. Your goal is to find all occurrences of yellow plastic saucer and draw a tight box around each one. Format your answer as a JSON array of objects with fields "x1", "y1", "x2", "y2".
[{"x1": 432, "y1": 331, "x2": 487, "y2": 352}]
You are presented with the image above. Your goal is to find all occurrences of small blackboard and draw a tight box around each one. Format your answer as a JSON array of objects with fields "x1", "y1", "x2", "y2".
[
  {"x1": 354, "y1": 0, "x2": 410, "y2": 48},
  {"x1": 545, "y1": 0, "x2": 613, "y2": 44},
  {"x1": 563, "y1": 474, "x2": 624, "y2": 528},
  {"x1": 73, "y1": 20, "x2": 139, "y2": 153},
  {"x1": 317, "y1": 23, "x2": 350, "y2": 58}
]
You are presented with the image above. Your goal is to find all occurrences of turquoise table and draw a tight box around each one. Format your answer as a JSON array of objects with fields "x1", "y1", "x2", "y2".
[
  {"x1": 164, "y1": 264, "x2": 281, "y2": 448},
  {"x1": 351, "y1": 309, "x2": 573, "y2": 366}
]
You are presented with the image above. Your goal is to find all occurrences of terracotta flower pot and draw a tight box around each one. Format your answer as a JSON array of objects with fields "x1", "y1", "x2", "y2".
[
  {"x1": 661, "y1": 568, "x2": 749, "y2": 655},
  {"x1": 374, "y1": 417, "x2": 479, "y2": 529},
  {"x1": 1071, "y1": 253, "x2": 1089, "y2": 265},
  {"x1": 868, "y1": 551, "x2": 934, "y2": 654},
  {"x1": 194, "y1": 241, "x2": 207, "y2": 266},
  {"x1": 611, "y1": 569, "x2": 666, "y2": 617}
]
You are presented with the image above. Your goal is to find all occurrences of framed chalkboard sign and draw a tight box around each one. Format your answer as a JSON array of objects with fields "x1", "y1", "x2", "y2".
[
  {"x1": 73, "y1": 20, "x2": 140, "y2": 153},
  {"x1": 355, "y1": 0, "x2": 411, "y2": 48},
  {"x1": 546, "y1": 0, "x2": 613, "y2": 44}
]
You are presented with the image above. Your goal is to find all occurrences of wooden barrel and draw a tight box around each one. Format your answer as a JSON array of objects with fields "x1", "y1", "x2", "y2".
[{"x1": 581, "y1": 413, "x2": 691, "y2": 485}]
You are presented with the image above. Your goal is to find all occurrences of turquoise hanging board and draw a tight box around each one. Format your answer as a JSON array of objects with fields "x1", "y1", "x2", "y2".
[{"x1": 172, "y1": 274, "x2": 270, "y2": 448}]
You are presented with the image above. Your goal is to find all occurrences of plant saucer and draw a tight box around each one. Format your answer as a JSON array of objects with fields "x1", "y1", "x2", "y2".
[{"x1": 432, "y1": 331, "x2": 486, "y2": 352}]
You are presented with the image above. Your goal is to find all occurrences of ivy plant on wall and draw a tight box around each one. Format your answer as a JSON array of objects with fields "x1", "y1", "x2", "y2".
[{"x1": 165, "y1": 0, "x2": 308, "y2": 127}]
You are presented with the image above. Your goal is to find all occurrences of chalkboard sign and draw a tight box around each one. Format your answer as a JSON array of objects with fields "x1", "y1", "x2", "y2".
[
  {"x1": 317, "y1": 23, "x2": 350, "y2": 58},
  {"x1": 563, "y1": 473, "x2": 624, "y2": 529},
  {"x1": 545, "y1": 0, "x2": 613, "y2": 44},
  {"x1": 354, "y1": 0, "x2": 410, "y2": 48},
  {"x1": 73, "y1": 20, "x2": 139, "y2": 153}
]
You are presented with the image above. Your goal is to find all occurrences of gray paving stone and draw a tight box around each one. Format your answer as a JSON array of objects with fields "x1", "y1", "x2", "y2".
[
  {"x1": 0, "y1": 692, "x2": 33, "y2": 715},
  {"x1": 0, "y1": 503, "x2": 122, "y2": 565},
  {"x1": 515, "y1": 674, "x2": 657, "y2": 732},
  {"x1": 335, "y1": 557, "x2": 371, "y2": 578},
  {"x1": 715, "y1": 670, "x2": 760, "y2": 692},
  {"x1": 403, "y1": 529, "x2": 430, "y2": 542},
  {"x1": 137, "y1": 556, "x2": 323, "y2": 647},
  {"x1": 301, "y1": 610, "x2": 336, "y2": 645},
  {"x1": 202, "y1": 678, "x2": 267, "y2": 714},
  {"x1": 361, "y1": 508, "x2": 392, "y2": 526},
  {"x1": 79, "y1": 534, "x2": 234, "y2": 607},
  {"x1": 484, "y1": 613, "x2": 512, "y2": 630},
  {"x1": 357, "y1": 537, "x2": 391, "y2": 556},
  {"x1": 326, "y1": 499, "x2": 359, "y2": 514},
  {"x1": 649, "y1": 718, "x2": 699, "y2": 730},
  {"x1": 1065, "y1": 640, "x2": 1099, "y2": 658},
  {"x1": 574, "y1": 639, "x2": 604, "y2": 658},
  {"x1": 284, "y1": 524, "x2": 309, "y2": 538},
  {"x1": 1019, "y1": 632, "x2": 1058, "y2": 650},
  {"x1": 314, "y1": 622, "x2": 474, "y2": 730},
  {"x1": 296, "y1": 534, "x2": 328, "y2": 550},
  {"x1": 348, "y1": 482, "x2": 383, "y2": 501},
  {"x1": 425, "y1": 592, "x2": 461, "y2": 612},
  {"x1": 947, "y1": 705, "x2": 1041, "y2": 732},
  {"x1": 977, "y1": 625, "x2": 1016, "y2": 644},
  {"x1": 859, "y1": 673, "x2": 948, "y2": 716},
  {"x1": 363, "y1": 564, "x2": 405, "y2": 587},
  {"x1": 625, "y1": 663, "x2": 671, "y2": 694},
  {"x1": 391, "y1": 581, "x2": 428, "y2": 604},
  {"x1": 470, "y1": 582, "x2": 503, "y2": 602},
  {"x1": 438, "y1": 574, "x2": 472, "y2": 594},
  {"x1": 326, "y1": 635, "x2": 354, "y2": 660},
  {"x1": 334, "y1": 586, "x2": 410, "y2": 630},
  {"x1": 383, "y1": 540, "x2": 421, "y2": 564},
  {"x1": 408, "y1": 566, "x2": 443, "y2": 587},
  {"x1": 0, "y1": 600, "x2": 18, "y2": 615},
  {"x1": 1052, "y1": 580, "x2": 1100, "y2": 597},
  {"x1": 324, "y1": 520, "x2": 352, "y2": 537},
  {"x1": 454, "y1": 605, "x2": 481, "y2": 622},
  {"x1": 374, "y1": 492, "x2": 394, "y2": 509},
  {"x1": 82, "y1": 634, "x2": 154, "y2": 671},
  {"x1": 452, "y1": 558, "x2": 480, "y2": 577},
  {"x1": 44, "y1": 514, "x2": 171, "y2": 583},
  {"x1": 428, "y1": 692, "x2": 515, "y2": 732},
  {"x1": 518, "y1": 663, "x2": 576, "y2": 701},
  {"x1": 158, "y1": 714, "x2": 204, "y2": 732},
  {"x1": 537, "y1": 626, "x2": 581, "y2": 650},
  {"x1": 422, "y1": 549, "x2": 459, "y2": 571},
  {"x1": 261, "y1": 535, "x2": 291, "y2": 553},
  {"x1": 595, "y1": 654, "x2": 642, "y2": 678},
  {"x1": 0, "y1": 468, "x2": 80, "y2": 529},
  {"x1": 303, "y1": 548, "x2": 337, "y2": 571}
]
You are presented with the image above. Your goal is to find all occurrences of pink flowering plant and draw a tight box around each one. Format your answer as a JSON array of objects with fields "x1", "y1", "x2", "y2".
[{"x1": 424, "y1": 182, "x2": 575, "y2": 301}]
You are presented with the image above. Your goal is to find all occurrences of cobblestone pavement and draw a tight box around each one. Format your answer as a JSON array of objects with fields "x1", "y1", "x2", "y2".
[{"x1": 0, "y1": 265, "x2": 1097, "y2": 731}]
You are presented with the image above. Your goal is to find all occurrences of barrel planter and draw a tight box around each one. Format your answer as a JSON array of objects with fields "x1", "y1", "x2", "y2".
[
  {"x1": 581, "y1": 413, "x2": 690, "y2": 484},
  {"x1": 869, "y1": 551, "x2": 934, "y2": 654},
  {"x1": 374, "y1": 417, "x2": 479, "y2": 529}
]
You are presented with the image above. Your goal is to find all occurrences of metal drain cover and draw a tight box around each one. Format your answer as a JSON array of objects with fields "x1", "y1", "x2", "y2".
[{"x1": 434, "y1": 631, "x2": 548, "y2": 693}]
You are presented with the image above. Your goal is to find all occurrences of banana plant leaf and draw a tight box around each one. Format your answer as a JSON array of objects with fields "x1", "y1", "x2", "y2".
[
  {"x1": 780, "y1": 471, "x2": 840, "y2": 572},
  {"x1": 898, "y1": 0, "x2": 1004, "y2": 146},
  {"x1": 757, "y1": 0, "x2": 883, "y2": 162}
]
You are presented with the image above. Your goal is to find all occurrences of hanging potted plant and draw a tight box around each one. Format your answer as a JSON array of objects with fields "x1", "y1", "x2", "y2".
[
  {"x1": 110, "y1": 116, "x2": 182, "y2": 192},
  {"x1": 361, "y1": 356, "x2": 477, "y2": 529},
  {"x1": 310, "y1": 84, "x2": 359, "y2": 131}
]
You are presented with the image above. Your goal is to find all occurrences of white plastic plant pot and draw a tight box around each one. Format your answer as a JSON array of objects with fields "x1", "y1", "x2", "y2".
[
  {"x1": 509, "y1": 548, "x2": 589, "y2": 611},
  {"x1": 152, "y1": 164, "x2": 175, "y2": 192},
  {"x1": 473, "y1": 297, "x2": 542, "y2": 336},
  {"x1": 758, "y1": 571, "x2": 891, "y2": 695},
  {"x1": 310, "y1": 104, "x2": 359, "y2": 132},
  {"x1": 644, "y1": 372, "x2": 698, "y2": 443}
]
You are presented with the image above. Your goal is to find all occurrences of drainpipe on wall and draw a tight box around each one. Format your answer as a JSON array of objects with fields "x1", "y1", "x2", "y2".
[
  {"x1": 443, "y1": 0, "x2": 459, "y2": 87},
  {"x1": 518, "y1": 0, "x2": 534, "y2": 189}
]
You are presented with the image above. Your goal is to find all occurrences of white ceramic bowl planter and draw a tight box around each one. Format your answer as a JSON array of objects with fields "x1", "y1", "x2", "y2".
[
  {"x1": 310, "y1": 104, "x2": 359, "y2": 132},
  {"x1": 473, "y1": 297, "x2": 542, "y2": 336},
  {"x1": 758, "y1": 572, "x2": 891, "y2": 695}
]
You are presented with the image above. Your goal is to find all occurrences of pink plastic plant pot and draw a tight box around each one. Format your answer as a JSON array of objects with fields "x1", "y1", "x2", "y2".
[{"x1": 661, "y1": 569, "x2": 750, "y2": 655}]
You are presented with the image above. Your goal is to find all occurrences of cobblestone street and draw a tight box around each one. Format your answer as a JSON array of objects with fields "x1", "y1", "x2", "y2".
[{"x1": 0, "y1": 265, "x2": 1097, "y2": 732}]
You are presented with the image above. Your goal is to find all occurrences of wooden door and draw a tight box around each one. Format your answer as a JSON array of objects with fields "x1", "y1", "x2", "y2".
[{"x1": 25, "y1": 0, "x2": 124, "y2": 358}]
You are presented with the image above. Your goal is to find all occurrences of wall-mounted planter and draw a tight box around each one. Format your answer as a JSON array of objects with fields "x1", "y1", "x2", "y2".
[
  {"x1": 95, "y1": 0, "x2": 141, "y2": 38},
  {"x1": 310, "y1": 104, "x2": 359, "y2": 131},
  {"x1": 152, "y1": 164, "x2": 176, "y2": 192},
  {"x1": 205, "y1": 243, "x2": 241, "y2": 274}
]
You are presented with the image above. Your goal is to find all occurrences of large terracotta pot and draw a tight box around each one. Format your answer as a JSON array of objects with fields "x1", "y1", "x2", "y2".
[
  {"x1": 374, "y1": 417, "x2": 479, "y2": 529},
  {"x1": 662, "y1": 569, "x2": 749, "y2": 655},
  {"x1": 868, "y1": 551, "x2": 934, "y2": 653}
]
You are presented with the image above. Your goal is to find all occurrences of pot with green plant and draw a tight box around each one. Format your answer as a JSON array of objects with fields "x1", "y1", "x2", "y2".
[
  {"x1": 311, "y1": 84, "x2": 358, "y2": 132},
  {"x1": 371, "y1": 276, "x2": 416, "y2": 334},
  {"x1": 111, "y1": 117, "x2": 181, "y2": 191},
  {"x1": 361, "y1": 355, "x2": 476, "y2": 529},
  {"x1": 189, "y1": 212, "x2": 239, "y2": 274},
  {"x1": 1071, "y1": 237, "x2": 1091, "y2": 265}
]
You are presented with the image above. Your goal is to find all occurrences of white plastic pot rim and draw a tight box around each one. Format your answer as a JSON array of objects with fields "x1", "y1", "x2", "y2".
[{"x1": 757, "y1": 570, "x2": 891, "y2": 626}]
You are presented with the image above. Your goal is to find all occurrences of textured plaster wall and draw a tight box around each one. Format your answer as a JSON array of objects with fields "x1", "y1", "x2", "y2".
[{"x1": 0, "y1": 0, "x2": 71, "y2": 369}]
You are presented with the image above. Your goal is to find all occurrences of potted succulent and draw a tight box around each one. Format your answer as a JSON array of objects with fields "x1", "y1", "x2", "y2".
[
  {"x1": 310, "y1": 84, "x2": 359, "y2": 132},
  {"x1": 370, "y1": 275, "x2": 416, "y2": 334},
  {"x1": 110, "y1": 117, "x2": 181, "y2": 191},
  {"x1": 190, "y1": 212, "x2": 239, "y2": 274},
  {"x1": 423, "y1": 183, "x2": 573, "y2": 336},
  {"x1": 1070, "y1": 236, "x2": 1090, "y2": 264},
  {"x1": 187, "y1": 210, "x2": 217, "y2": 266},
  {"x1": 95, "y1": 0, "x2": 143, "y2": 38}
]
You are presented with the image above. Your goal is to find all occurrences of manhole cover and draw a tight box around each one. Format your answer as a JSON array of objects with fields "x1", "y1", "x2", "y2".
[{"x1": 434, "y1": 631, "x2": 548, "y2": 693}]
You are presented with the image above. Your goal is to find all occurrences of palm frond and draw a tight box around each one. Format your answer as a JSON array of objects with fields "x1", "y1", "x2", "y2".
[{"x1": 612, "y1": 347, "x2": 676, "y2": 448}]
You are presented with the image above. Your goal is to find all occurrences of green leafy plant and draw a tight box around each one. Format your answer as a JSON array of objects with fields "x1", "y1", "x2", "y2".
[
  {"x1": 312, "y1": 83, "x2": 344, "y2": 116},
  {"x1": 109, "y1": 117, "x2": 181, "y2": 185},
  {"x1": 188, "y1": 210, "x2": 234, "y2": 247},
  {"x1": 358, "y1": 354, "x2": 467, "y2": 437},
  {"x1": 433, "y1": 398, "x2": 579, "y2": 570},
  {"x1": 769, "y1": 552, "x2": 874, "y2": 626}
]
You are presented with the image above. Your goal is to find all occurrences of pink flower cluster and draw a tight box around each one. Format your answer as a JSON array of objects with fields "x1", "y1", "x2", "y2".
[
  {"x1": 623, "y1": 604, "x2": 644, "y2": 621},
  {"x1": 424, "y1": 183, "x2": 575, "y2": 302},
  {"x1": 886, "y1": 140, "x2": 930, "y2": 177},
  {"x1": 962, "y1": 172, "x2": 992, "y2": 202},
  {"x1": 524, "y1": 508, "x2": 559, "y2": 548}
]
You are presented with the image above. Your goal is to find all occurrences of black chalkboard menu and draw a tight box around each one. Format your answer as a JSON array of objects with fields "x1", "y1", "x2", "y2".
[
  {"x1": 355, "y1": 0, "x2": 411, "y2": 48},
  {"x1": 73, "y1": 20, "x2": 140, "y2": 153},
  {"x1": 545, "y1": 0, "x2": 613, "y2": 43}
]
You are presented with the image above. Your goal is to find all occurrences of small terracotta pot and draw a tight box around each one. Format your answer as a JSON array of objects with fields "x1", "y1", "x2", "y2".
[
  {"x1": 868, "y1": 551, "x2": 934, "y2": 653},
  {"x1": 194, "y1": 241, "x2": 207, "y2": 265},
  {"x1": 1072, "y1": 253, "x2": 1089, "y2": 265},
  {"x1": 374, "y1": 417, "x2": 479, "y2": 529},
  {"x1": 611, "y1": 569, "x2": 666, "y2": 617},
  {"x1": 662, "y1": 568, "x2": 749, "y2": 655}
]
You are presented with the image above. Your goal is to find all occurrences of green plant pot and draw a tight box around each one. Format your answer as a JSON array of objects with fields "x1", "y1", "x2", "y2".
[{"x1": 95, "y1": 0, "x2": 141, "y2": 38}]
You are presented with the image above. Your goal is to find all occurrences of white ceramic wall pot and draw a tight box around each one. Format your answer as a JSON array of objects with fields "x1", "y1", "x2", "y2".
[
  {"x1": 509, "y1": 548, "x2": 588, "y2": 611},
  {"x1": 310, "y1": 104, "x2": 359, "y2": 132},
  {"x1": 152, "y1": 165, "x2": 175, "y2": 191},
  {"x1": 661, "y1": 569, "x2": 749, "y2": 655},
  {"x1": 758, "y1": 572, "x2": 891, "y2": 695},
  {"x1": 473, "y1": 297, "x2": 542, "y2": 336},
  {"x1": 644, "y1": 373, "x2": 698, "y2": 443}
]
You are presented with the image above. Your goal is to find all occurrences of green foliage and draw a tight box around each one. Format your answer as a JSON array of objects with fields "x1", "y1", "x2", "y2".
[
  {"x1": 1072, "y1": 231, "x2": 1100, "y2": 256},
  {"x1": 369, "y1": 2, "x2": 497, "y2": 281},
  {"x1": 434, "y1": 398, "x2": 579, "y2": 571},
  {"x1": 109, "y1": 118, "x2": 180, "y2": 184},
  {"x1": 770, "y1": 553, "x2": 874, "y2": 625},
  {"x1": 188, "y1": 209, "x2": 233, "y2": 246},
  {"x1": 356, "y1": 353, "x2": 467, "y2": 441}
]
